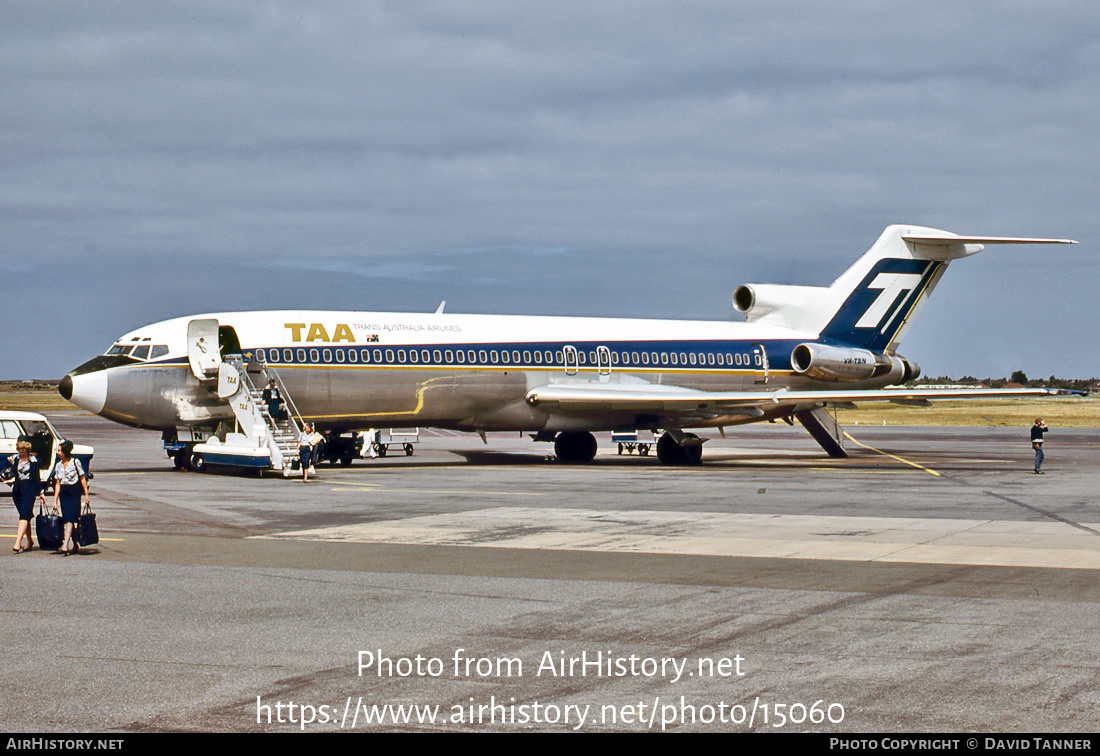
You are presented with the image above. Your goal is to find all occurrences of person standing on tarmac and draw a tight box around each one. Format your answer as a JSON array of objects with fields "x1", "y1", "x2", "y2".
[
  {"x1": 7, "y1": 440, "x2": 46, "y2": 552},
  {"x1": 52, "y1": 440, "x2": 89, "y2": 554},
  {"x1": 298, "y1": 422, "x2": 317, "y2": 482},
  {"x1": 1031, "y1": 418, "x2": 1049, "y2": 474}
]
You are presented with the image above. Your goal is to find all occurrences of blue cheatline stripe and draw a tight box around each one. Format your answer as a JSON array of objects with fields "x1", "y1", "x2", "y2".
[
  {"x1": 117, "y1": 335, "x2": 910, "y2": 373},
  {"x1": 243, "y1": 339, "x2": 806, "y2": 371}
]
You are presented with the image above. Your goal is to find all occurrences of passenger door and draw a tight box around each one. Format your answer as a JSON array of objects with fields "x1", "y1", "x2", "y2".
[
  {"x1": 596, "y1": 345, "x2": 612, "y2": 382},
  {"x1": 187, "y1": 319, "x2": 222, "y2": 381},
  {"x1": 563, "y1": 345, "x2": 579, "y2": 376},
  {"x1": 752, "y1": 343, "x2": 769, "y2": 384}
]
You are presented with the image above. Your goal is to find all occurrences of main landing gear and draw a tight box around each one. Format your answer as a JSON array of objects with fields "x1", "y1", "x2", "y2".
[
  {"x1": 554, "y1": 431, "x2": 598, "y2": 464},
  {"x1": 551, "y1": 430, "x2": 704, "y2": 465},
  {"x1": 656, "y1": 432, "x2": 703, "y2": 465}
]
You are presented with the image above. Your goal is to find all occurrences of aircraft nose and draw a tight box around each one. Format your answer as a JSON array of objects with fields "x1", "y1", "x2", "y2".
[{"x1": 59, "y1": 370, "x2": 108, "y2": 414}]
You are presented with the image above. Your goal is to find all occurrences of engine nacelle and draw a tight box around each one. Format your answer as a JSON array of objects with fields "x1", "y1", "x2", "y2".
[
  {"x1": 791, "y1": 343, "x2": 919, "y2": 384},
  {"x1": 732, "y1": 284, "x2": 760, "y2": 314},
  {"x1": 732, "y1": 283, "x2": 834, "y2": 332},
  {"x1": 894, "y1": 355, "x2": 921, "y2": 384},
  {"x1": 791, "y1": 343, "x2": 881, "y2": 381}
]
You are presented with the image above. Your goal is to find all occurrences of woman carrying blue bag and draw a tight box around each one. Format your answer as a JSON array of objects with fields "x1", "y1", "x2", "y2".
[
  {"x1": 7, "y1": 440, "x2": 46, "y2": 552},
  {"x1": 51, "y1": 440, "x2": 89, "y2": 555}
]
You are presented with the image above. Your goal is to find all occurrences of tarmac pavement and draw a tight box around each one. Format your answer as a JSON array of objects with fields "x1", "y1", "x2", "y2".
[{"x1": 3, "y1": 415, "x2": 1098, "y2": 732}]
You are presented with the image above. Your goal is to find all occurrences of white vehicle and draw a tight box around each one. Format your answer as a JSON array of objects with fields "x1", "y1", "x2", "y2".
[
  {"x1": 373, "y1": 428, "x2": 419, "y2": 457},
  {"x1": 0, "y1": 411, "x2": 95, "y2": 483},
  {"x1": 188, "y1": 433, "x2": 271, "y2": 474},
  {"x1": 59, "y1": 226, "x2": 1074, "y2": 470}
]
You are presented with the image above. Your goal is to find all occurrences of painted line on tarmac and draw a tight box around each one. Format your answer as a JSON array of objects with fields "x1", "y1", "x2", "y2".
[
  {"x1": 330, "y1": 484, "x2": 547, "y2": 496},
  {"x1": 5, "y1": 533, "x2": 125, "y2": 543},
  {"x1": 843, "y1": 431, "x2": 941, "y2": 476},
  {"x1": 328, "y1": 480, "x2": 548, "y2": 496}
]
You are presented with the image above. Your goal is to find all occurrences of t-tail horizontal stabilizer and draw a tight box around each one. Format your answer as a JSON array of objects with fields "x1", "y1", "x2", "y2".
[{"x1": 735, "y1": 226, "x2": 1077, "y2": 354}]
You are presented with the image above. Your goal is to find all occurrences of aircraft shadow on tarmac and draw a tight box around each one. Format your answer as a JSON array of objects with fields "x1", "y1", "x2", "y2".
[
  {"x1": 213, "y1": 449, "x2": 916, "y2": 472},
  {"x1": 92, "y1": 445, "x2": 1024, "y2": 476}
]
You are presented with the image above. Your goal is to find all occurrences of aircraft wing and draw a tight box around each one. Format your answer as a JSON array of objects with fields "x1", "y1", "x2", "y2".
[{"x1": 525, "y1": 383, "x2": 1060, "y2": 415}]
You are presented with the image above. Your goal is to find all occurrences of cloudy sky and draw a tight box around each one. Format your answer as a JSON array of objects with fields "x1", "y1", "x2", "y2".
[{"x1": 2, "y1": 1, "x2": 1097, "y2": 380}]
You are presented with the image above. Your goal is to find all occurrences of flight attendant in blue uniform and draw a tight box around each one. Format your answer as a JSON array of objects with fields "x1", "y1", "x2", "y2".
[
  {"x1": 51, "y1": 440, "x2": 89, "y2": 554},
  {"x1": 7, "y1": 440, "x2": 46, "y2": 552}
]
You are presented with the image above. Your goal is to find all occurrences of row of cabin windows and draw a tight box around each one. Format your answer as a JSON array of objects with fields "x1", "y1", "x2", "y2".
[{"x1": 254, "y1": 347, "x2": 763, "y2": 368}]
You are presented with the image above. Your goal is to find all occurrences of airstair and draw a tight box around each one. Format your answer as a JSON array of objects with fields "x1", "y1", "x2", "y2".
[
  {"x1": 215, "y1": 357, "x2": 304, "y2": 473},
  {"x1": 181, "y1": 318, "x2": 306, "y2": 475}
]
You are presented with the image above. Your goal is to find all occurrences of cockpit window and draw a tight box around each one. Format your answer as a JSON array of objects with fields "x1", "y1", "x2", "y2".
[
  {"x1": 150, "y1": 345, "x2": 169, "y2": 359},
  {"x1": 131, "y1": 345, "x2": 150, "y2": 360},
  {"x1": 106, "y1": 344, "x2": 133, "y2": 356},
  {"x1": 70, "y1": 353, "x2": 140, "y2": 376}
]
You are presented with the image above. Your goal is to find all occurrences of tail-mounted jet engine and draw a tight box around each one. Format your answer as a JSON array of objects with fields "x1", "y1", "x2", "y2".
[
  {"x1": 791, "y1": 343, "x2": 920, "y2": 384},
  {"x1": 732, "y1": 283, "x2": 833, "y2": 332}
]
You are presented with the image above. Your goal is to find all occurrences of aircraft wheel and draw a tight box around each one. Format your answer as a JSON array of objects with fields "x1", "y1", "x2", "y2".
[
  {"x1": 340, "y1": 455, "x2": 353, "y2": 467},
  {"x1": 378, "y1": 445, "x2": 387, "y2": 457},
  {"x1": 657, "y1": 434, "x2": 703, "y2": 465},
  {"x1": 190, "y1": 454, "x2": 207, "y2": 473},
  {"x1": 683, "y1": 434, "x2": 703, "y2": 465},
  {"x1": 554, "y1": 431, "x2": 597, "y2": 464},
  {"x1": 656, "y1": 434, "x2": 684, "y2": 464}
]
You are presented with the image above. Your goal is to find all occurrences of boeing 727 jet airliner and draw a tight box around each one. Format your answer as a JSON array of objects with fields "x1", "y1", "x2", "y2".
[{"x1": 60, "y1": 225, "x2": 1075, "y2": 472}]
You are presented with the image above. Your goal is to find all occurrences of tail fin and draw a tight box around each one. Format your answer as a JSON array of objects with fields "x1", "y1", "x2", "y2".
[
  {"x1": 735, "y1": 225, "x2": 1075, "y2": 353},
  {"x1": 818, "y1": 225, "x2": 950, "y2": 352}
]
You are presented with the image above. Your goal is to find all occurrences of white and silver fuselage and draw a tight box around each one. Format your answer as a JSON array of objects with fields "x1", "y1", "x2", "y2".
[
  {"x1": 60, "y1": 226, "x2": 1071, "y2": 438},
  {"x1": 61, "y1": 310, "x2": 909, "y2": 434}
]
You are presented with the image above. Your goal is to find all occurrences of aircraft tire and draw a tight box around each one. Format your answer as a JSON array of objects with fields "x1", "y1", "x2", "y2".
[
  {"x1": 683, "y1": 434, "x2": 703, "y2": 465},
  {"x1": 656, "y1": 433, "x2": 684, "y2": 464},
  {"x1": 657, "y1": 433, "x2": 703, "y2": 465},
  {"x1": 554, "y1": 431, "x2": 597, "y2": 464},
  {"x1": 340, "y1": 455, "x2": 353, "y2": 467}
]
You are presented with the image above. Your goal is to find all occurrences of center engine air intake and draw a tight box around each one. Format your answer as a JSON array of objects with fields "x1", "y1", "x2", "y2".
[{"x1": 791, "y1": 343, "x2": 920, "y2": 383}]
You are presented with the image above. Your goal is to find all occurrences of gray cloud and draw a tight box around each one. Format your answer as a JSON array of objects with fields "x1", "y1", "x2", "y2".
[{"x1": 2, "y1": 1, "x2": 1096, "y2": 379}]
